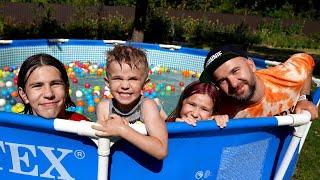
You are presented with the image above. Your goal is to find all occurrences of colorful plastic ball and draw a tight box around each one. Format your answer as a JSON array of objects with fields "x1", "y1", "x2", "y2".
[
  {"x1": 77, "y1": 100, "x2": 85, "y2": 106},
  {"x1": 94, "y1": 97, "x2": 101, "y2": 104},
  {"x1": 143, "y1": 92, "x2": 149, "y2": 97},
  {"x1": 69, "y1": 89, "x2": 72, "y2": 96},
  {"x1": 171, "y1": 85, "x2": 175, "y2": 91},
  {"x1": 13, "y1": 76, "x2": 18, "y2": 85},
  {"x1": 192, "y1": 73, "x2": 197, "y2": 78},
  {"x1": 94, "y1": 86, "x2": 101, "y2": 91},
  {"x1": 5, "y1": 104, "x2": 12, "y2": 112},
  {"x1": 5, "y1": 94, "x2": 11, "y2": 100},
  {"x1": 151, "y1": 91, "x2": 158, "y2": 98},
  {"x1": 9, "y1": 99, "x2": 16, "y2": 105},
  {"x1": 5, "y1": 81, "x2": 13, "y2": 87},
  {"x1": 11, "y1": 91, "x2": 18, "y2": 98},
  {"x1": 72, "y1": 78, "x2": 78, "y2": 84},
  {"x1": 0, "y1": 81, "x2": 5, "y2": 88},
  {"x1": 84, "y1": 82, "x2": 91, "y2": 89},
  {"x1": 87, "y1": 106, "x2": 95, "y2": 113},
  {"x1": 165, "y1": 85, "x2": 172, "y2": 91},
  {"x1": 179, "y1": 82, "x2": 184, "y2": 87},
  {"x1": 76, "y1": 106, "x2": 84, "y2": 114},
  {"x1": 75, "y1": 90, "x2": 83, "y2": 98},
  {"x1": 0, "y1": 99, "x2": 6, "y2": 107}
]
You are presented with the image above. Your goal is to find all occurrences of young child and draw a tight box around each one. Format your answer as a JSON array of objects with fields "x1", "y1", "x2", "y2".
[
  {"x1": 92, "y1": 45, "x2": 168, "y2": 160},
  {"x1": 18, "y1": 53, "x2": 90, "y2": 121},
  {"x1": 166, "y1": 80, "x2": 228, "y2": 127}
]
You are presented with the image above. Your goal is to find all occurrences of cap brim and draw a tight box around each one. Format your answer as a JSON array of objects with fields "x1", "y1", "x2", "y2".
[{"x1": 199, "y1": 68, "x2": 213, "y2": 82}]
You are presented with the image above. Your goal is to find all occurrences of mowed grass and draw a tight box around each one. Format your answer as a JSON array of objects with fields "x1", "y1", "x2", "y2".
[{"x1": 293, "y1": 115, "x2": 320, "y2": 179}]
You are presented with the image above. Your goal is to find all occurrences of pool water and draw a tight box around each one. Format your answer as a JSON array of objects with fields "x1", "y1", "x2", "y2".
[{"x1": 0, "y1": 61, "x2": 200, "y2": 121}]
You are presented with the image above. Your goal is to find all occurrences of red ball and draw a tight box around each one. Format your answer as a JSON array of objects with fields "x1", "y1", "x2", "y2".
[
  {"x1": 84, "y1": 82, "x2": 91, "y2": 89},
  {"x1": 179, "y1": 82, "x2": 184, "y2": 87},
  {"x1": 72, "y1": 78, "x2": 78, "y2": 84}
]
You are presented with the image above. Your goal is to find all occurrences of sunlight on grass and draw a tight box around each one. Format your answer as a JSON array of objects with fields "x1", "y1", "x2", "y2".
[{"x1": 292, "y1": 109, "x2": 320, "y2": 179}]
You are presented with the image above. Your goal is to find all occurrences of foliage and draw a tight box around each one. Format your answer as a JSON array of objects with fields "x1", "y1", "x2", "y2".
[{"x1": 6, "y1": 0, "x2": 320, "y2": 20}]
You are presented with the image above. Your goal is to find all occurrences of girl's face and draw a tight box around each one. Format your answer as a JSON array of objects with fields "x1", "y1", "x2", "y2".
[
  {"x1": 180, "y1": 93, "x2": 214, "y2": 120},
  {"x1": 19, "y1": 66, "x2": 67, "y2": 118},
  {"x1": 105, "y1": 61, "x2": 147, "y2": 111}
]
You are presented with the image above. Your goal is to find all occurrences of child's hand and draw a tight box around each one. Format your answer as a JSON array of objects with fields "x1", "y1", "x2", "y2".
[
  {"x1": 176, "y1": 116, "x2": 197, "y2": 126},
  {"x1": 212, "y1": 115, "x2": 229, "y2": 128},
  {"x1": 92, "y1": 114, "x2": 129, "y2": 137}
]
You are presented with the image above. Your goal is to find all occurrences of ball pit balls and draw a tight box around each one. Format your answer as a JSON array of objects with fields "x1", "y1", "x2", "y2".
[
  {"x1": 84, "y1": 82, "x2": 91, "y2": 89},
  {"x1": 10, "y1": 91, "x2": 18, "y2": 98},
  {"x1": 77, "y1": 100, "x2": 85, "y2": 106},
  {"x1": 0, "y1": 99, "x2": 6, "y2": 107},
  {"x1": 75, "y1": 90, "x2": 83, "y2": 98},
  {"x1": 72, "y1": 78, "x2": 78, "y2": 84},
  {"x1": 0, "y1": 81, "x2": 5, "y2": 88},
  {"x1": 87, "y1": 106, "x2": 95, "y2": 113},
  {"x1": 6, "y1": 81, "x2": 13, "y2": 87}
]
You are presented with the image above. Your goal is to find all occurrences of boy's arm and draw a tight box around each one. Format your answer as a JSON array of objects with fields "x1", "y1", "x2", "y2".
[
  {"x1": 122, "y1": 99, "x2": 168, "y2": 160},
  {"x1": 93, "y1": 99, "x2": 168, "y2": 160},
  {"x1": 96, "y1": 100, "x2": 110, "y2": 123}
]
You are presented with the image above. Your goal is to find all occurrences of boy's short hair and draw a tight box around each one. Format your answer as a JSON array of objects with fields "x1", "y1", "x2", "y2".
[{"x1": 106, "y1": 45, "x2": 149, "y2": 78}]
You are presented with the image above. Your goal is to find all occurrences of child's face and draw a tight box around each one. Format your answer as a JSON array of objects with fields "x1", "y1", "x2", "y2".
[
  {"x1": 19, "y1": 66, "x2": 67, "y2": 118},
  {"x1": 180, "y1": 93, "x2": 214, "y2": 120},
  {"x1": 106, "y1": 61, "x2": 147, "y2": 109}
]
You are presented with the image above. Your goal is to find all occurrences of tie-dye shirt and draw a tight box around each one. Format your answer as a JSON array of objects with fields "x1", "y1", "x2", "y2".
[{"x1": 219, "y1": 53, "x2": 315, "y2": 118}]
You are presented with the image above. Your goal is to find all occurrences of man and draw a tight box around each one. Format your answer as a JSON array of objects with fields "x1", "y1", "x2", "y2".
[{"x1": 199, "y1": 45, "x2": 318, "y2": 120}]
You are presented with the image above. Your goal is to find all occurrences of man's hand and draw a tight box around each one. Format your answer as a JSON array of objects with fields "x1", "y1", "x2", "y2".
[{"x1": 295, "y1": 100, "x2": 319, "y2": 120}]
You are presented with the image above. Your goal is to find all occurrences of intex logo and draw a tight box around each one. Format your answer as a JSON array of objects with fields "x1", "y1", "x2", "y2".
[
  {"x1": 0, "y1": 140, "x2": 79, "y2": 180},
  {"x1": 205, "y1": 51, "x2": 222, "y2": 68}
]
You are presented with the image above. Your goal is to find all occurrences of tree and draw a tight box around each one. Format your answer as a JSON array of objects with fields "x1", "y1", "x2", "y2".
[{"x1": 131, "y1": 0, "x2": 148, "y2": 42}]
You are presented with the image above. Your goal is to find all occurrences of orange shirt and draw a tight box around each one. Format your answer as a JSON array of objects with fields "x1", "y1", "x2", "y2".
[{"x1": 219, "y1": 53, "x2": 315, "y2": 118}]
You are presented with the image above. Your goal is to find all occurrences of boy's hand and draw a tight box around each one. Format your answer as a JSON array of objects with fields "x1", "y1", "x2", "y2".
[
  {"x1": 212, "y1": 115, "x2": 229, "y2": 128},
  {"x1": 92, "y1": 114, "x2": 129, "y2": 137}
]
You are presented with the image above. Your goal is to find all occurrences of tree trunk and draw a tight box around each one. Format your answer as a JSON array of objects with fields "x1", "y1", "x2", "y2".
[{"x1": 131, "y1": 0, "x2": 148, "y2": 42}]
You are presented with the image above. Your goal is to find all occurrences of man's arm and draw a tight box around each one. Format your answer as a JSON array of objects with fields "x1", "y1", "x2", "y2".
[{"x1": 295, "y1": 69, "x2": 319, "y2": 120}]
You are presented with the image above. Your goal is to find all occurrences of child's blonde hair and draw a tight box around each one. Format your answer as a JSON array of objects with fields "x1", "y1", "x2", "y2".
[{"x1": 106, "y1": 45, "x2": 149, "y2": 79}]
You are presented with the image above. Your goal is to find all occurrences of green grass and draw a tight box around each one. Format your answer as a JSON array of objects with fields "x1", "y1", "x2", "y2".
[{"x1": 292, "y1": 116, "x2": 320, "y2": 179}]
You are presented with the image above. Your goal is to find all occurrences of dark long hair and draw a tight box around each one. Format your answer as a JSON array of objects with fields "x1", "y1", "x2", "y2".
[
  {"x1": 166, "y1": 80, "x2": 219, "y2": 122},
  {"x1": 18, "y1": 53, "x2": 75, "y2": 114}
]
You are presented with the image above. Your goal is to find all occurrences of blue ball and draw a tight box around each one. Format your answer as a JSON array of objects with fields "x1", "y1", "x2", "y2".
[
  {"x1": 9, "y1": 99, "x2": 16, "y2": 105},
  {"x1": 143, "y1": 92, "x2": 149, "y2": 97},
  {"x1": 5, "y1": 104, "x2": 12, "y2": 112}
]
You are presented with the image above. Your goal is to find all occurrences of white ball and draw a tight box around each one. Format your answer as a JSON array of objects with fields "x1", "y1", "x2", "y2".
[
  {"x1": 0, "y1": 99, "x2": 6, "y2": 107},
  {"x1": 5, "y1": 81, "x2": 13, "y2": 87},
  {"x1": 93, "y1": 90, "x2": 100, "y2": 96},
  {"x1": 104, "y1": 86, "x2": 110, "y2": 91},
  {"x1": 69, "y1": 62, "x2": 75, "y2": 68},
  {"x1": 104, "y1": 90, "x2": 111, "y2": 97},
  {"x1": 75, "y1": 90, "x2": 83, "y2": 98}
]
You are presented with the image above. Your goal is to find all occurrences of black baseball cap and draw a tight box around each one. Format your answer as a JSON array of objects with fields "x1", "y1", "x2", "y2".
[{"x1": 199, "y1": 45, "x2": 248, "y2": 82}]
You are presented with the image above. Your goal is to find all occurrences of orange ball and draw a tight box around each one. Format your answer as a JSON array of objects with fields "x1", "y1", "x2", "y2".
[
  {"x1": 94, "y1": 98, "x2": 100, "y2": 103},
  {"x1": 77, "y1": 100, "x2": 85, "y2": 106},
  {"x1": 11, "y1": 91, "x2": 19, "y2": 97},
  {"x1": 87, "y1": 106, "x2": 95, "y2": 113}
]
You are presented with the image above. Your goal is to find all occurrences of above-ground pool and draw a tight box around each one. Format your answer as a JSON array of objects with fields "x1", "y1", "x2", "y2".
[{"x1": 0, "y1": 39, "x2": 318, "y2": 180}]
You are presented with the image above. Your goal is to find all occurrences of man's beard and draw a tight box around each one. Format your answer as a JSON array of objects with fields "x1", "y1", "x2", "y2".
[{"x1": 229, "y1": 80, "x2": 256, "y2": 103}]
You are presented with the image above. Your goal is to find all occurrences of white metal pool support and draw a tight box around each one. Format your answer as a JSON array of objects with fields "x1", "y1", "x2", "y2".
[
  {"x1": 53, "y1": 119, "x2": 147, "y2": 180},
  {"x1": 274, "y1": 110, "x2": 311, "y2": 180}
]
